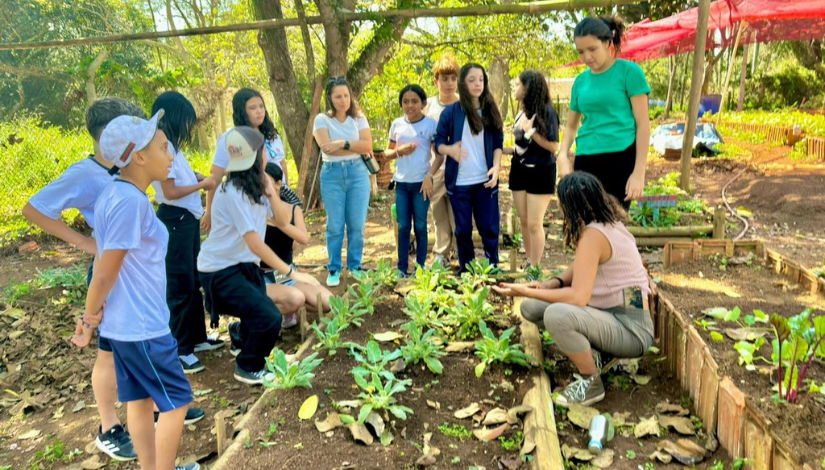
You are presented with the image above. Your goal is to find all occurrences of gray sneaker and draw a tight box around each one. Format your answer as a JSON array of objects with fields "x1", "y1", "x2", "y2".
[
  {"x1": 234, "y1": 365, "x2": 275, "y2": 385},
  {"x1": 175, "y1": 463, "x2": 200, "y2": 470},
  {"x1": 555, "y1": 374, "x2": 605, "y2": 407}
]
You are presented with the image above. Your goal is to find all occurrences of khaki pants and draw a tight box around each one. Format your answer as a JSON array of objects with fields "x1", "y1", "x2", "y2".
[{"x1": 430, "y1": 169, "x2": 456, "y2": 258}]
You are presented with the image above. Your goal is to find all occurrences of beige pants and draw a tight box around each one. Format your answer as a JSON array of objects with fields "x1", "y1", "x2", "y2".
[{"x1": 430, "y1": 169, "x2": 456, "y2": 258}]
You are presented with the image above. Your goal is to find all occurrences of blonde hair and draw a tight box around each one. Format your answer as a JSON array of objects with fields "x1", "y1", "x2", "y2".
[{"x1": 433, "y1": 54, "x2": 460, "y2": 80}]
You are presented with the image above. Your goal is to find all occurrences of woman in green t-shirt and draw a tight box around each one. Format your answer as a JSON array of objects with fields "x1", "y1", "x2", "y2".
[{"x1": 557, "y1": 15, "x2": 651, "y2": 209}]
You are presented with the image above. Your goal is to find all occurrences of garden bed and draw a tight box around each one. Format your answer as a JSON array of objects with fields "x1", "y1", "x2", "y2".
[{"x1": 653, "y1": 242, "x2": 825, "y2": 469}]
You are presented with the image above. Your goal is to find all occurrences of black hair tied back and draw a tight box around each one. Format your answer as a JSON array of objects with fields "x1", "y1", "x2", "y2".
[{"x1": 573, "y1": 15, "x2": 626, "y2": 52}]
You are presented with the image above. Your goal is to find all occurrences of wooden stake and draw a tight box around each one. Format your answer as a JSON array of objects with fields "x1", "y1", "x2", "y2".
[
  {"x1": 680, "y1": 0, "x2": 712, "y2": 191},
  {"x1": 713, "y1": 207, "x2": 727, "y2": 239},
  {"x1": 317, "y1": 292, "x2": 326, "y2": 317},
  {"x1": 215, "y1": 410, "x2": 229, "y2": 457},
  {"x1": 510, "y1": 246, "x2": 518, "y2": 273},
  {"x1": 299, "y1": 307, "x2": 308, "y2": 342}
]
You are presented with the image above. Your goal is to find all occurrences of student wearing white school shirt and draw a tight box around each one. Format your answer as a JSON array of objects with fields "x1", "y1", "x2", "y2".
[
  {"x1": 312, "y1": 76, "x2": 374, "y2": 287},
  {"x1": 202, "y1": 88, "x2": 289, "y2": 232},
  {"x1": 198, "y1": 127, "x2": 320, "y2": 385},
  {"x1": 383, "y1": 85, "x2": 442, "y2": 276},
  {"x1": 149, "y1": 91, "x2": 222, "y2": 375}
]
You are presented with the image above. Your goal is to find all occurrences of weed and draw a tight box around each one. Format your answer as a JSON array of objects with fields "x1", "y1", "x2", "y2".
[
  {"x1": 499, "y1": 431, "x2": 523, "y2": 451},
  {"x1": 644, "y1": 463, "x2": 656, "y2": 470},
  {"x1": 34, "y1": 264, "x2": 87, "y2": 305},
  {"x1": 2, "y1": 281, "x2": 31, "y2": 304},
  {"x1": 244, "y1": 434, "x2": 252, "y2": 449},
  {"x1": 625, "y1": 449, "x2": 636, "y2": 459},
  {"x1": 438, "y1": 422, "x2": 473, "y2": 440},
  {"x1": 450, "y1": 456, "x2": 461, "y2": 465}
]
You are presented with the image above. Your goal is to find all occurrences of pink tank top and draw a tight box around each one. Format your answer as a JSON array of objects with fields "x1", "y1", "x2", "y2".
[{"x1": 585, "y1": 222, "x2": 651, "y2": 309}]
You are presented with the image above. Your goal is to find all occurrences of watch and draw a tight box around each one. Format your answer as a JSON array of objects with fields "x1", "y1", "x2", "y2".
[{"x1": 343, "y1": 140, "x2": 351, "y2": 150}]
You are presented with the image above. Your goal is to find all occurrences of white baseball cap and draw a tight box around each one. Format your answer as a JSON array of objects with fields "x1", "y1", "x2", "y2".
[
  {"x1": 224, "y1": 126, "x2": 264, "y2": 172},
  {"x1": 100, "y1": 110, "x2": 165, "y2": 171}
]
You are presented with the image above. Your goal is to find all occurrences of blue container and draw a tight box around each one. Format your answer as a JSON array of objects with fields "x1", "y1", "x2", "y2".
[{"x1": 699, "y1": 94, "x2": 722, "y2": 115}]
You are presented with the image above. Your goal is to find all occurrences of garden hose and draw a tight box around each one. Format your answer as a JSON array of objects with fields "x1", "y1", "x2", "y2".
[{"x1": 721, "y1": 167, "x2": 750, "y2": 241}]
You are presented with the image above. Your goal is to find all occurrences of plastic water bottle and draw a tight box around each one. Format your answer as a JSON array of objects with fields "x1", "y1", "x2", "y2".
[{"x1": 588, "y1": 415, "x2": 608, "y2": 455}]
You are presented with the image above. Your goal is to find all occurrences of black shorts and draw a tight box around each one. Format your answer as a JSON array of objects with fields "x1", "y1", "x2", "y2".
[
  {"x1": 508, "y1": 159, "x2": 556, "y2": 195},
  {"x1": 574, "y1": 142, "x2": 637, "y2": 210}
]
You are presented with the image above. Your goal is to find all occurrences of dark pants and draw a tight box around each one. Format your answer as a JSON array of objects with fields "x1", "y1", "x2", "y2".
[
  {"x1": 199, "y1": 263, "x2": 282, "y2": 372},
  {"x1": 395, "y1": 181, "x2": 430, "y2": 274},
  {"x1": 449, "y1": 182, "x2": 500, "y2": 273},
  {"x1": 157, "y1": 204, "x2": 207, "y2": 356},
  {"x1": 574, "y1": 142, "x2": 637, "y2": 210}
]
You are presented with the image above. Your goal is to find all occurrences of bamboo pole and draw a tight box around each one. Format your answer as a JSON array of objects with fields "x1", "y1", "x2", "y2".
[
  {"x1": 0, "y1": 0, "x2": 642, "y2": 51},
  {"x1": 296, "y1": 78, "x2": 324, "y2": 197},
  {"x1": 627, "y1": 225, "x2": 713, "y2": 237},
  {"x1": 716, "y1": 22, "x2": 747, "y2": 124},
  {"x1": 680, "y1": 0, "x2": 712, "y2": 191},
  {"x1": 737, "y1": 40, "x2": 750, "y2": 112}
]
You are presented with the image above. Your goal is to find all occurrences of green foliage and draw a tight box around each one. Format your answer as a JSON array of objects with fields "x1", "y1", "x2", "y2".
[
  {"x1": 329, "y1": 295, "x2": 368, "y2": 327},
  {"x1": 312, "y1": 316, "x2": 350, "y2": 356},
  {"x1": 499, "y1": 431, "x2": 523, "y2": 451},
  {"x1": 474, "y1": 320, "x2": 534, "y2": 378},
  {"x1": 263, "y1": 349, "x2": 323, "y2": 390},
  {"x1": 353, "y1": 369, "x2": 413, "y2": 422},
  {"x1": 35, "y1": 264, "x2": 88, "y2": 305},
  {"x1": 351, "y1": 340, "x2": 402, "y2": 382},
  {"x1": 368, "y1": 259, "x2": 399, "y2": 289},
  {"x1": 347, "y1": 276, "x2": 381, "y2": 315},
  {"x1": 627, "y1": 172, "x2": 707, "y2": 228},
  {"x1": 438, "y1": 422, "x2": 473, "y2": 440},
  {"x1": 770, "y1": 309, "x2": 825, "y2": 403},
  {"x1": 403, "y1": 294, "x2": 444, "y2": 331},
  {"x1": 724, "y1": 109, "x2": 825, "y2": 138},
  {"x1": 461, "y1": 258, "x2": 498, "y2": 291},
  {"x1": 2, "y1": 281, "x2": 32, "y2": 305},
  {"x1": 446, "y1": 287, "x2": 495, "y2": 340},
  {"x1": 399, "y1": 323, "x2": 445, "y2": 374},
  {"x1": 755, "y1": 58, "x2": 823, "y2": 109}
]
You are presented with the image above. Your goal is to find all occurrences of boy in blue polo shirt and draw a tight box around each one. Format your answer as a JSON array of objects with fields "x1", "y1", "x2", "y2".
[{"x1": 73, "y1": 111, "x2": 198, "y2": 470}]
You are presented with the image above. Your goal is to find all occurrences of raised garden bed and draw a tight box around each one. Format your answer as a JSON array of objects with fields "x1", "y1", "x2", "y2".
[
  {"x1": 652, "y1": 240, "x2": 825, "y2": 470},
  {"x1": 210, "y1": 261, "x2": 562, "y2": 470}
]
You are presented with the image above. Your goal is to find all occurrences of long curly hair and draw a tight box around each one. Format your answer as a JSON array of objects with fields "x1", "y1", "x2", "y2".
[
  {"x1": 557, "y1": 172, "x2": 626, "y2": 249},
  {"x1": 457, "y1": 63, "x2": 503, "y2": 135},
  {"x1": 518, "y1": 70, "x2": 552, "y2": 138},
  {"x1": 232, "y1": 88, "x2": 278, "y2": 141},
  {"x1": 223, "y1": 146, "x2": 266, "y2": 205}
]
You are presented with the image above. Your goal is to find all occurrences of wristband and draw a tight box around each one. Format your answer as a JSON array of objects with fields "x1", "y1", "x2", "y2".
[
  {"x1": 343, "y1": 140, "x2": 351, "y2": 150},
  {"x1": 552, "y1": 276, "x2": 565, "y2": 288},
  {"x1": 426, "y1": 172, "x2": 434, "y2": 178},
  {"x1": 286, "y1": 266, "x2": 294, "y2": 277}
]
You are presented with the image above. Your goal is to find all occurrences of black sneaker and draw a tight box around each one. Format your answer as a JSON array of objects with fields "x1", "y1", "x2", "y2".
[
  {"x1": 179, "y1": 354, "x2": 205, "y2": 374},
  {"x1": 228, "y1": 321, "x2": 242, "y2": 357},
  {"x1": 193, "y1": 335, "x2": 226, "y2": 352},
  {"x1": 175, "y1": 463, "x2": 200, "y2": 470},
  {"x1": 95, "y1": 424, "x2": 137, "y2": 461},
  {"x1": 234, "y1": 365, "x2": 275, "y2": 385},
  {"x1": 154, "y1": 407, "x2": 206, "y2": 426}
]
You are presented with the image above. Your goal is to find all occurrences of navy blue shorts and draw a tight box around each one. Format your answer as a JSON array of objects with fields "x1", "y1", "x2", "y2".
[
  {"x1": 98, "y1": 336, "x2": 113, "y2": 352},
  {"x1": 108, "y1": 334, "x2": 192, "y2": 412}
]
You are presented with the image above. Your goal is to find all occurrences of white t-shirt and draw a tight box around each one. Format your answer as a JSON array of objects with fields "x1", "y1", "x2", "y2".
[
  {"x1": 197, "y1": 183, "x2": 268, "y2": 273},
  {"x1": 94, "y1": 180, "x2": 171, "y2": 342},
  {"x1": 425, "y1": 96, "x2": 458, "y2": 171},
  {"x1": 213, "y1": 131, "x2": 286, "y2": 170},
  {"x1": 28, "y1": 156, "x2": 116, "y2": 230},
  {"x1": 151, "y1": 145, "x2": 204, "y2": 219},
  {"x1": 313, "y1": 113, "x2": 370, "y2": 162},
  {"x1": 455, "y1": 118, "x2": 489, "y2": 186},
  {"x1": 388, "y1": 116, "x2": 436, "y2": 183}
]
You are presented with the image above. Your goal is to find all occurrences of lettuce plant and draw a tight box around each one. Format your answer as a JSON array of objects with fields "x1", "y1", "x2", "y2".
[{"x1": 329, "y1": 295, "x2": 368, "y2": 327}]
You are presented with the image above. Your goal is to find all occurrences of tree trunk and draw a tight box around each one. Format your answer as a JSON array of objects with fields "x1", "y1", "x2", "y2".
[
  {"x1": 737, "y1": 41, "x2": 749, "y2": 112},
  {"x1": 85, "y1": 49, "x2": 110, "y2": 106},
  {"x1": 664, "y1": 55, "x2": 676, "y2": 118},
  {"x1": 488, "y1": 55, "x2": 510, "y2": 121}
]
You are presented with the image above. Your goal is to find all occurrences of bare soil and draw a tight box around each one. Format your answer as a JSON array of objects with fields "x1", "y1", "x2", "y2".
[{"x1": 653, "y1": 257, "x2": 825, "y2": 468}]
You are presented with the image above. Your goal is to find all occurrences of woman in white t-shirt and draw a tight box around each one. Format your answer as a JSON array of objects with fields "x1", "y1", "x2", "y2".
[
  {"x1": 312, "y1": 77, "x2": 374, "y2": 287},
  {"x1": 383, "y1": 85, "x2": 442, "y2": 276},
  {"x1": 203, "y1": 88, "x2": 289, "y2": 232}
]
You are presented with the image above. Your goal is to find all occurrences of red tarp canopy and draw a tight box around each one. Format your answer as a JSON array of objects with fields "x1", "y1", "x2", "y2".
[{"x1": 562, "y1": 0, "x2": 825, "y2": 65}]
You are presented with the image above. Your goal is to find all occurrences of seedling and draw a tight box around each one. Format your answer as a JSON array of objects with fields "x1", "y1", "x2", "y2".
[
  {"x1": 438, "y1": 422, "x2": 473, "y2": 440},
  {"x1": 369, "y1": 259, "x2": 399, "y2": 288},
  {"x1": 312, "y1": 316, "x2": 350, "y2": 356},
  {"x1": 348, "y1": 277, "x2": 380, "y2": 314},
  {"x1": 399, "y1": 323, "x2": 445, "y2": 374},
  {"x1": 733, "y1": 337, "x2": 770, "y2": 371},
  {"x1": 498, "y1": 431, "x2": 523, "y2": 451},
  {"x1": 474, "y1": 320, "x2": 534, "y2": 378},
  {"x1": 351, "y1": 340, "x2": 402, "y2": 382},
  {"x1": 461, "y1": 258, "x2": 497, "y2": 290},
  {"x1": 329, "y1": 296, "x2": 368, "y2": 327},
  {"x1": 770, "y1": 309, "x2": 825, "y2": 403},
  {"x1": 447, "y1": 287, "x2": 495, "y2": 340},
  {"x1": 263, "y1": 349, "x2": 323, "y2": 390},
  {"x1": 353, "y1": 370, "x2": 413, "y2": 422},
  {"x1": 403, "y1": 294, "x2": 444, "y2": 330}
]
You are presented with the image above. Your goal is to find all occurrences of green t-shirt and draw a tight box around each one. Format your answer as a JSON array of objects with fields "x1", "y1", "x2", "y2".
[{"x1": 570, "y1": 59, "x2": 650, "y2": 156}]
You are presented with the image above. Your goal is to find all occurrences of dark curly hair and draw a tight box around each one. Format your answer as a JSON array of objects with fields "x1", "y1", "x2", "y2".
[
  {"x1": 518, "y1": 70, "x2": 552, "y2": 139},
  {"x1": 557, "y1": 172, "x2": 626, "y2": 249},
  {"x1": 223, "y1": 145, "x2": 266, "y2": 205},
  {"x1": 458, "y1": 63, "x2": 503, "y2": 135},
  {"x1": 232, "y1": 88, "x2": 278, "y2": 141}
]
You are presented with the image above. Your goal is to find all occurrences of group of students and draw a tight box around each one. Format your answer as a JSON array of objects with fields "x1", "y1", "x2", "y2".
[{"x1": 20, "y1": 13, "x2": 652, "y2": 470}]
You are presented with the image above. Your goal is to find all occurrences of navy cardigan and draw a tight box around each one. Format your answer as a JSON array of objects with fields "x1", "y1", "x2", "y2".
[{"x1": 433, "y1": 102, "x2": 504, "y2": 195}]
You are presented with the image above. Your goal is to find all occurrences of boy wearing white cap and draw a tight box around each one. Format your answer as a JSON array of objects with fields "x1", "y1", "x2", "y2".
[{"x1": 72, "y1": 111, "x2": 199, "y2": 470}]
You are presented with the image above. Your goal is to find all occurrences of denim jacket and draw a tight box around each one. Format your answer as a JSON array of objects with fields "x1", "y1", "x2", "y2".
[{"x1": 433, "y1": 102, "x2": 504, "y2": 195}]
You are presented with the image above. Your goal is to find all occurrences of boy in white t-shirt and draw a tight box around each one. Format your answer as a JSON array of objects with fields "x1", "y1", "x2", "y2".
[
  {"x1": 23, "y1": 97, "x2": 143, "y2": 462},
  {"x1": 424, "y1": 54, "x2": 461, "y2": 267},
  {"x1": 73, "y1": 111, "x2": 199, "y2": 470}
]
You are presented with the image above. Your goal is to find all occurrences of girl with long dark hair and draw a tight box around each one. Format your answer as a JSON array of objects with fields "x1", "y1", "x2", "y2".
[
  {"x1": 558, "y1": 15, "x2": 651, "y2": 209},
  {"x1": 493, "y1": 172, "x2": 653, "y2": 407},
  {"x1": 312, "y1": 77, "x2": 373, "y2": 287},
  {"x1": 434, "y1": 63, "x2": 504, "y2": 273},
  {"x1": 198, "y1": 127, "x2": 319, "y2": 385},
  {"x1": 150, "y1": 91, "x2": 220, "y2": 374},
  {"x1": 503, "y1": 70, "x2": 560, "y2": 280},
  {"x1": 203, "y1": 88, "x2": 289, "y2": 231},
  {"x1": 383, "y1": 84, "x2": 441, "y2": 276}
]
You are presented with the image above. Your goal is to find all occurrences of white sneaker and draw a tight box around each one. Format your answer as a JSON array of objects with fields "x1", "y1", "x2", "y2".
[
  {"x1": 431, "y1": 254, "x2": 449, "y2": 268},
  {"x1": 282, "y1": 314, "x2": 298, "y2": 329}
]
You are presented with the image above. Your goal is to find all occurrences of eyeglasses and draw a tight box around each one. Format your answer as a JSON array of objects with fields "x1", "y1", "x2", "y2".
[{"x1": 328, "y1": 76, "x2": 347, "y2": 85}]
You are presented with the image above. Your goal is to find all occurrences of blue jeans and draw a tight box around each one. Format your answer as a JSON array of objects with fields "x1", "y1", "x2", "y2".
[
  {"x1": 449, "y1": 183, "x2": 500, "y2": 272},
  {"x1": 395, "y1": 181, "x2": 430, "y2": 274},
  {"x1": 320, "y1": 159, "x2": 371, "y2": 273}
]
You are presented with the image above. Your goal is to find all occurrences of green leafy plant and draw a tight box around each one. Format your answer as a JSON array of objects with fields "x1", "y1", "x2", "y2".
[
  {"x1": 348, "y1": 277, "x2": 380, "y2": 315},
  {"x1": 733, "y1": 337, "x2": 770, "y2": 371},
  {"x1": 770, "y1": 309, "x2": 825, "y2": 403},
  {"x1": 263, "y1": 349, "x2": 323, "y2": 390},
  {"x1": 312, "y1": 316, "x2": 350, "y2": 356},
  {"x1": 695, "y1": 319, "x2": 717, "y2": 331},
  {"x1": 369, "y1": 259, "x2": 399, "y2": 288},
  {"x1": 353, "y1": 370, "x2": 413, "y2": 422},
  {"x1": 474, "y1": 320, "x2": 534, "y2": 378},
  {"x1": 329, "y1": 296, "x2": 368, "y2": 327},
  {"x1": 413, "y1": 262, "x2": 456, "y2": 293},
  {"x1": 703, "y1": 306, "x2": 771, "y2": 329},
  {"x1": 461, "y1": 258, "x2": 497, "y2": 290},
  {"x1": 438, "y1": 422, "x2": 473, "y2": 440},
  {"x1": 499, "y1": 431, "x2": 523, "y2": 451},
  {"x1": 399, "y1": 323, "x2": 445, "y2": 374},
  {"x1": 2, "y1": 281, "x2": 31, "y2": 304},
  {"x1": 403, "y1": 294, "x2": 444, "y2": 330},
  {"x1": 351, "y1": 340, "x2": 402, "y2": 382},
  {"x1": 447, "y1": 287, "x2": 495, "y2": 339}
]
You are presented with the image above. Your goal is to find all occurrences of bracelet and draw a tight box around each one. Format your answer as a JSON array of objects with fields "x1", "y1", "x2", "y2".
[
  {"x1": 426, "y1": 173, "x2": 434, "y2": 178},
  {"x1": 286, "y1": 266, "x2": 294, "y2": 277},
  {"x1": 552, "y1": 276, "x2": 565, "y2": 288}
]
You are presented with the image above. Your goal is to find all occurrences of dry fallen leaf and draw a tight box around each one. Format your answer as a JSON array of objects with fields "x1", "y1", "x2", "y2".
[
  {"x1": 561, "y1": 444, "x2": 595, "y2": 461},
  {"x1": 658, "y1": 415, "x2": 696, "y2": 435},
  {"x1": 633, "y1": 375, "x2": 652, "y2": 385},
  {"x1": 649, "y1": 450, "x2": 673, "y2": 463},
  {"x1": 426, "y1": 400, "x2": 440, "y2": 411},
  {"x1": 347, "y1": 423, "x2": 374, "y2": 446},
  {"x1": 18, "y1": 429, "x2": 41, "y2": 440},
  {"x1": 298, "y1": 395, "x2": 319, "y2": 420},
  {"x1": 445, "y1": 342, "x2": 474, "y2": 352},
  {"x1": 80, "y1": 454, "x2": 106, "y2": 470},
  {"x1": 567, "y1": 403, "x2": 600, "y2": 429},
  {"x1": 454, "y1": 402, "x2": 480, "y2": 419},
  {"x1": 473, "y1": 423, "x2": 509, "y2": 441},
  {"x1": 658, "y1": 438, "x2": 707, "y2": 465},
  {"x1": 612, "y1": 411, "x2": 633, "y2": 426},
  {"x1": 482, "y1": 407, "x2": 510, "y2": 426},
  {"x1": 592, "y1": 449, "x2": 615, "y2": 468},
  {"x1": 315, "y1": 412, "x2": 343, "y2": 433},
  {"x1": 724, "y1": 328, "x2": 768, "y2": 342},
  {"x1": 634, "y1": 415, "x2": 661, "y2": 438},
  {"x1": 372, "y1": 331, "x2": 403, "y2": 342},
  {"x1": 415, "y1": 454, "x2": 436, "y2": 466},
  {"x1": 654, "y1": 402, "x2": 689, "y2": 416}
]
